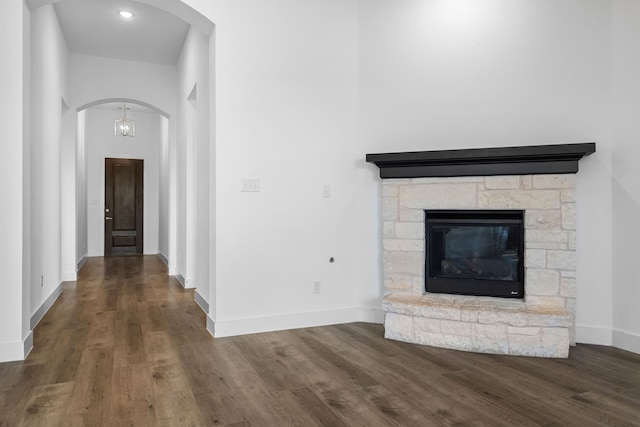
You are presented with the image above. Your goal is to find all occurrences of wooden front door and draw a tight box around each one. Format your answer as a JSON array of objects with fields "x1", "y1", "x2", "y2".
[{"x1": 105, "y1": 158, "x2": 143, "y2": 255}]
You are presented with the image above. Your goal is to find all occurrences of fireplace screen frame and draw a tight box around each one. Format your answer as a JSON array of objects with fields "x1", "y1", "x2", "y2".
[{"x1": 424, "y1": 209, "x2": 525, "y2": 299}]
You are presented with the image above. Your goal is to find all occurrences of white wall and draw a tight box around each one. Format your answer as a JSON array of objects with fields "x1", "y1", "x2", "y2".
[
  {"x1": 69, "y1": 55, "x2": 178, "y2": 113},
  {"x1": 207, "y1": 31, "x2": 217, "y2": 321},
  {"x1": 76, "y1": 110, "x2": 87, "y2": 266},
  {"x1": 0, "y1": 0, "x2": 29, "y2": 362},
  {"x1": 176, "y1": 27, "x2": 211, "y2": 302},
  {"x1": 159, "y1": 116, "x2": 170, "y2": 260},
  {"x1": 60, "y1": 98, "x2": 75, "y2": 280},
  {"x1": 612, "y1": 0, "x2": 640, "y2": 354},
  {"x1": 85, "y1": 108, "x2": 161, "y2": 256},
  {"x1": 357, "y1": 0, "x2": 614, "y2": 345},
  {"x1": 29, "y1": 4, "x2": 69, "y2": 324},
  {"x1": 185, "y1": 0, "x2": 379, "y2": 336}
]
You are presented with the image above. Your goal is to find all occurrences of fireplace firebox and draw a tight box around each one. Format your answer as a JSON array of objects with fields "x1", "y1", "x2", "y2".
[{"x1": 425, "y1": 210, "x2": 524, "y2": 298}]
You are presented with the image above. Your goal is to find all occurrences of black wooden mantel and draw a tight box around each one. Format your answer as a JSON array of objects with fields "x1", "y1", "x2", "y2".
[{"x1": 366, "y1": 143, "x2": 596, "y2": 179}]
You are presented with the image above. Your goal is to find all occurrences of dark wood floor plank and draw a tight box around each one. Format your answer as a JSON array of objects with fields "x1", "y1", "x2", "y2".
[
  {"x1": 571, "y1": 390, "x2": 640, "y2": 425},
  {"x1": 107, "y1": 364, "x2": 156, "y2": 426},
  {"x1": 229, "y1": 333, "x2": 311, "y2": 393},
  {"x1": 484, "y1": 350, "x2": 640, "y2": 403},
  {"x1": 113, "y1": 318, "x2": 146, "y2": 366},
  {"x1": 288, "y1": 328, "x2": 379, "y2": 389},
  {"x1": 355, "y1": 383, "x2": 448, "y2": 426},
  {"x1": 1, "y1": 255, "x2": 639, "y2": 426},
  {"x1": 18, "y1": 381, "x2": 75, "y2": 427},
  {"x1": 224, "y1": 383, "x2": 298, "y2": 426},
  {"x1": 0, "y1": 364, "x2": 48, "y2": 426},
  {"x1": 315, "y1": 324, "x2": 538, "y2": 426},
  {"x1": 174, "y1": 342, "x2": 247, "y2": 426},
  {"x1": 145, "y1": 350, "x2": 205, "y2": 424},
  {"x1": 265, "y1": 330, "x2": 351, "y2": 394},
  {"x1": 315, "y1": 386, "x2": 413, "y2": 427},
  {"x1": 274, "y1": 387, "x2": 350, "y2": 427},
  {"x1": 62, "y1": 347, "x2": 114, "y2": 426}
]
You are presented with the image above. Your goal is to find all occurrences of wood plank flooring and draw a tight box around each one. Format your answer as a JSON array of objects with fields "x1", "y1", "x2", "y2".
[{"x1": 1, "y1": 255, "x2": 639, "y2": 426}]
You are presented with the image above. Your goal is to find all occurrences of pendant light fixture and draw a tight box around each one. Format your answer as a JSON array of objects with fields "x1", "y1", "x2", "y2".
[{"x1": 114, "y1": 102, "x2": 135, "y2": 138}]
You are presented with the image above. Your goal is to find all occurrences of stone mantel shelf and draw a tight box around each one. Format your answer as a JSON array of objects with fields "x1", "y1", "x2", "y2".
[{"x1": 366, "y1": 143, "x2": 596, "y2": 179}]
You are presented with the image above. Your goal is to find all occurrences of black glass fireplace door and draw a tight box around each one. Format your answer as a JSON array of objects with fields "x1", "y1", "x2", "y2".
[{"x1": 425, "y1": 210, "x2": 524, "y2": 298}]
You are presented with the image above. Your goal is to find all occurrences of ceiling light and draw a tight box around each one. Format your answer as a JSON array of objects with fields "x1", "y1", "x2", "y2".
[
  {"x1": 115, "y1": 103, "x2": 135, "y2": 138},
  {"x1": 118, "y1": 10, "x2": 134, "y2": 19}
]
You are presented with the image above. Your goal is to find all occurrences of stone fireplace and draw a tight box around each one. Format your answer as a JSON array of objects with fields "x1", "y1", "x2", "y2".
[{"x1": 367, "y1": 144, "x2": 595, "y2": 358}]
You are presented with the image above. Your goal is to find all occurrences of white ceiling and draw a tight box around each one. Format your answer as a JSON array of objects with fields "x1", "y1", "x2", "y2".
[{"x1": 54, "y1": 0, "x2": 190, "y2": 65}]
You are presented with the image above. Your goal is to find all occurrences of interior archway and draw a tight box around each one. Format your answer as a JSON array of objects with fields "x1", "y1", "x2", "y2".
[{"x1": 78, "y1": 98, "x2": 170, "y2": 118}]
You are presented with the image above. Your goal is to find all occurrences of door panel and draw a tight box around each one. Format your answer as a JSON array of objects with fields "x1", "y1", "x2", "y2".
[{"x1": 105, "y1": 158, "x2": 143, "y2": 255}]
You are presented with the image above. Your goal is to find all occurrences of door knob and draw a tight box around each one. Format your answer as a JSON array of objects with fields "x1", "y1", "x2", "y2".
[{"x1": 105, "y1": 216, "x2": 113, "y2": 220}]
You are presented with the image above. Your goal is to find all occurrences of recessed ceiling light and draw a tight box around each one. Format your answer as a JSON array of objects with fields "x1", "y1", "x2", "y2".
[{"x1": 118, "y1": 10, "x2": 134, "y2": 19}]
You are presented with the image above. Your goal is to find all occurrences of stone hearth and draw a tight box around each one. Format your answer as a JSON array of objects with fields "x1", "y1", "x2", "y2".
[{"x1": 367, "y1": 144, "x2": 595, "y2": 358}]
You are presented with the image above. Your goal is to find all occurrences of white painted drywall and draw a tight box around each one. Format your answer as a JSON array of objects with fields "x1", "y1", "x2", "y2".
[
  {"x1": 22, "y1": 1, "x2": 32, "y2": 354},
  {"x1": 0, "y1": 0, "x2": 29, "y2": 362},
  {"x1": 612, "y1": 0, "x2": 640, "y2": 354},
  {"x1": 29, "y1": 4, "x2": 69, "y2": 325},
  {"x1": 357, "y1": 0, "x2": 615, "y2": 345},
  {"x1": 76, "y1": 110, "x2": 88, "y2": 267},
  {"x1": 207, "y1": 31, "x2": 217, "y2": 320},
  {"x1": 184, "y1": 0, "x2": 377, "y2": 336},
  {"x1": 176, "y1": 26, "x2": 211, "y2": 302},
  {"x1": 159, "y1": 116, "x2": 170, "y2": 261},
  {"x1": 69, "y1": 54, "x2": 178, "y2": 114},
  {"x1": 60, "y1": 97, "x2": 76, "y2": 281},
  {"x1": 84, "y1": 107, "x2": 161, "y2": 256}
]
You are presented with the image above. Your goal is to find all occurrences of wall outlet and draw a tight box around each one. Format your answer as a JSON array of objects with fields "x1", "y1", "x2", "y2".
[
  {"x1": 241, "y1": 178, "x2": 260, "y2": 192},
  {"x1": 312, "y1": 281, "x2": 321, "y2": 294},
  {"x1": 40, "y1": 275, "x2": 44, "y2": 288}
]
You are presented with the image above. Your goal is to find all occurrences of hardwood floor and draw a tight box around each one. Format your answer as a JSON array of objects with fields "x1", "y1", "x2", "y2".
[{"x1": 1, "y1": 255, "x2": 639, "y2": 426}]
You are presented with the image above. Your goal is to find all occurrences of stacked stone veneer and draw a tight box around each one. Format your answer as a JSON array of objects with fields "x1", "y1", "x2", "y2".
[{"x1": 382, "y1": 174, "x2": 577, "y2": 358}]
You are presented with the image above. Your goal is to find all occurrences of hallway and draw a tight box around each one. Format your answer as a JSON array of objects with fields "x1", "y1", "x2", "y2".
[
  {"x1": 0, "y1": 256, "x2": 215, "y2": 425},
  {"x1": 1, "y1": 256, "x2": 640, "y2": 426}
]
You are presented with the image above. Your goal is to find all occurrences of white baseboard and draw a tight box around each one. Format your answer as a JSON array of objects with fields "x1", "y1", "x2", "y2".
[
  {"x1": 194, "y1": 290, "x2": 209, "y2": 313},
  {"x1": 31, "y1": 282, "x2": 64, "y2": 329},
  {"x1": 173, "y1": 274, "x2": 195, "y2": 289},
  {"x1": 24, "y1": 331, "x2": 33, "y2": 358},
  {"x1": 211, "y1": 306, "x2": 384, "y2": 338},
  {"x1": 175, "y1": 274, "x2": 185, "y2": 287},
  {"x1": 206, "y1": 314, "x2": 215, "y2": 337},
  {"x1": 358, "y1": 306, "x2": 385, "y2": 324},
  {"x1": 76, "y1": 255, "x2": 88, "y2": 272},
  {"x1": 576, "y1": 325, "x2": 613, "y2": 346},
  {"x1": 576, "y1": 325, "x2": 640, "y2": 355},
  {"x1": 0, "y1": 331, "x2": 33, "y2": 363},
  {"x1": 613, "y1": 329, "x2": 640, "y2": 354},
  {"x1": 157, "y1": 252, "x2": 169, "y2": 266}
]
